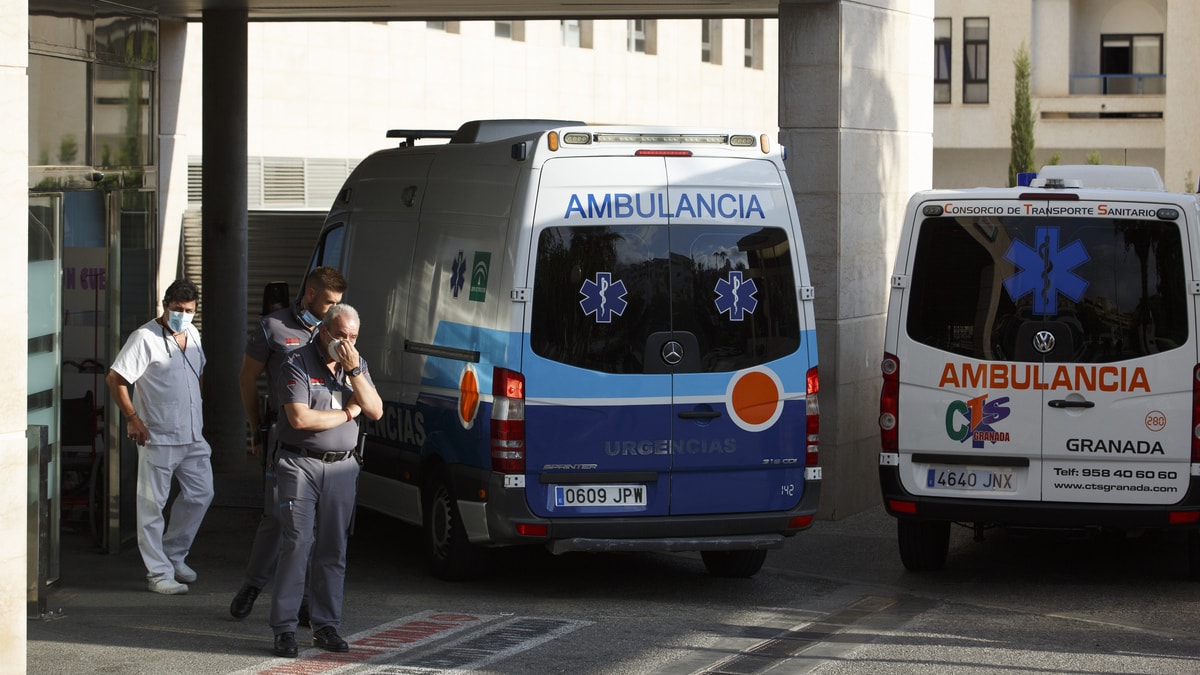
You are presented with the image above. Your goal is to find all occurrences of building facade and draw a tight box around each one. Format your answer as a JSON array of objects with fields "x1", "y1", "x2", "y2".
[{"x1": 932, "y1": 0, "x2": 1200, "y2": 192}]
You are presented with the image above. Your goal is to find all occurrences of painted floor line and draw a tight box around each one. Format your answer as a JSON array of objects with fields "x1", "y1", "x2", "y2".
[{"x1": 226, "y1": 610, "x2": 496, "y2": 675}]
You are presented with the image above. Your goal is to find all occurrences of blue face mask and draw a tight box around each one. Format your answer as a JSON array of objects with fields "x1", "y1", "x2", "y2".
[
  {"x1": 167, "y1": 310, "x2": 193, "y2": 334},
  {"x1": 300, "y1": 308, "x2": 322, "y2": 327}
]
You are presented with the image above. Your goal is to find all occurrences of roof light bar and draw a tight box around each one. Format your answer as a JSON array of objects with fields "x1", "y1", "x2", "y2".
[{"x1": 593, "y1": 133, "x2": 728, "y2": 144}]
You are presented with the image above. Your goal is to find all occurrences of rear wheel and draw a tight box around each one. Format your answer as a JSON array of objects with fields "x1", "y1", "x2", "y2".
[
  {"x1": 423, "y1": 468, "x2": 489, "y2": 580},
  {"x1": 897, "y1": 519, "x2": 950, "y2": 572},
  {"x1": 701, "y1": 549, "x2": 768, "y2": 578}
]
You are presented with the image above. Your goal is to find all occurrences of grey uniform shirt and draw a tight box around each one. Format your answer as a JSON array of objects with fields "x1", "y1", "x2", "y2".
[
  {"x1": 276, "y1": 341, "x2": 373, "y2": 452},
  {"x1": 246, "y1": 304, "x2": 316, "y2": 415},
  {"x1": 110, "y1": 319, "x2": 205, "y2": 445}
]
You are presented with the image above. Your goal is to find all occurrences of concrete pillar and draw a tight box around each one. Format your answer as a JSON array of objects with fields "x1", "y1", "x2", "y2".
[
  {"x1": 157, "y1": 19, "x2": 189, "y2": 299},
  {"x1": 1, "y1": 0, "x2": 27, "y2": 667},
  {"x1": 778, "y1": 0, "x2": 933, "y2": 519},
  {"x1": 1164, "y1": 0, "x2": 1200, "y2": 193},
  {"x1": 201, "y1": 10, "x2": 248, "y2": 471},
  {"x1": 1031, "y1": 0, "x2": 1070, "y2": 97}
]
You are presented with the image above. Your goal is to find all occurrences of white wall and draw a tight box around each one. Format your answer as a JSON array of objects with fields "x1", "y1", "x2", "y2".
[{"x1": 180, "y1": 19, "x2": 780, "y2": 162}]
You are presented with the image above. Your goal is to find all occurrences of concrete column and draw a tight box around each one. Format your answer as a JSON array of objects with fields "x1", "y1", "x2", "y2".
[
  {"x1": 1164, "y1": 0, "x2": 1200, "y2": 193},
  {"x1": 201, "y1": 10, "x2": 248, "y2": 471},
  {"x1": 1031, "y1": 0, "x2": 1070, "y2": 97},
  {"x1": 779, "y1": 0, "x2": 933, "y2": 519},
  {"x1": 157, "y1": 19, "x2": 189, "y2": 299},
  {"x1": 1, "y1": 0, "x2": 27, "y2": 667}
]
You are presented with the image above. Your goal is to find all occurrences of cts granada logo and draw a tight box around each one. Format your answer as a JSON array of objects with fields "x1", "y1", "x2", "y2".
[{"x1": 945, "y1": 394, "x2": 1011, "y2": 449}]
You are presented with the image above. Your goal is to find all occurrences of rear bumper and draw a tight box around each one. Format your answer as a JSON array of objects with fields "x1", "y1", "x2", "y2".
[
  {"x1": 462, "y1": 466, "x2": 821, "y2": 550},
  {"x1": 880, "y1": 465, "x2": 1200, "y2": 529}
]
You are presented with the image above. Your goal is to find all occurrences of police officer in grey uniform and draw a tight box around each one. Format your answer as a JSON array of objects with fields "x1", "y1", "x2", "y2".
[
  {"x1": 270, "y1": 302, "x2": 382, "y2": 658},
  {"x1": 231, "y1": 267, "x2": 346, "y2": 620}
]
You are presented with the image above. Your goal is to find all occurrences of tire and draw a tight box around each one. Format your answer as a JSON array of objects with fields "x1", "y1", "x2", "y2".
[
  {"x1": 897, "y1": 519, "x2": 950, "y2": 572},
  {"x1": 422, "y1": 468, "x2": 489, "y2": 581},
  {"x1": 701, "y1": 549, "x2": 768, "y2": 578}
]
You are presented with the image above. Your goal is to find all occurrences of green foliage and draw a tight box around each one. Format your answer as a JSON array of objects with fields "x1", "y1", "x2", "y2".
[
  {"x1": 1046, "y1": 151, "x2": 1061, "y2": 166},
  {"x1": 1008, "y1": 43, "x2": 1035, "y2": 187},
  {"x1": 1087, "y1": 151, "x2": 1102, "y2": 165}
]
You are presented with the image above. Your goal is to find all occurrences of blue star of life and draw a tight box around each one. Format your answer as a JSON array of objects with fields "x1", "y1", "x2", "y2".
[
  {"x1": 1002, "y1": 226, "x2": 1089, "y2": 315},
  {"x1": 579, "y1": 272, "x2": 628, "y2": 323},
  {"x1": 714, "y1": 270, "x2": 758, "y2": 321},
  {"x1": 450, "y1": 251, "x2": 466, "y2": 298}
]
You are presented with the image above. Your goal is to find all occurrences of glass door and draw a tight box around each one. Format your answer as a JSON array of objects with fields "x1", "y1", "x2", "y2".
[{"x1": 28, "y1": 193, "x2": 63, "y2": 583}]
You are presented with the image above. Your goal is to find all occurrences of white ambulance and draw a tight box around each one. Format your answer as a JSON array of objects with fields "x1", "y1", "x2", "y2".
[
  {"x1": 879, "y1": 165, "x2": 1200, "y2": 575},
  {"x1": 306, "y1": 119, "x2": 821, "y2": 579}
]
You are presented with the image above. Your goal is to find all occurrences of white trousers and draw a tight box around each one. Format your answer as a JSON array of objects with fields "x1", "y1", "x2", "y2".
[{"x1": 136, "y1": 440, "x2": 214, "y2": 581}]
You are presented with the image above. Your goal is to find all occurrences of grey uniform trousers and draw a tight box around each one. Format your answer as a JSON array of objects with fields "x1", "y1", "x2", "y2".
[{"x1": 269, "y1": 449, "x2": 360, "y2": 635}]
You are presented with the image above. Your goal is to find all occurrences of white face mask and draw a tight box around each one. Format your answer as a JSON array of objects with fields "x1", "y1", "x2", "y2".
[
  {"x1": 327, "y1": 338, "x2": 343, "y2": 360},
  {"x1": 168, "y1": 310, "x2": 193, "y2": 334}
]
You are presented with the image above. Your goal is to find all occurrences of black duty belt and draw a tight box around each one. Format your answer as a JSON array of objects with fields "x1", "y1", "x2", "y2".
[{"x1": 280, "y1": 442, "x2": 352, "y2": 463}]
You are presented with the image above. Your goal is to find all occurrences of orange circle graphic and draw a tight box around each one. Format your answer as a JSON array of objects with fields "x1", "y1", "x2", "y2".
[
  {"x1": 459, "y1": 367, "x2": 479, "y2": 426},
  {"x1": 731, "y1": 371, "x2": 779, "y2": 426}
]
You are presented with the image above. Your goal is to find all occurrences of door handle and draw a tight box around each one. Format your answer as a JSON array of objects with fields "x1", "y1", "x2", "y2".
[
  {"x1": 1048, "y1": 399, "x2": 1095, "y2": 409},
  {"x1": 678, "y1": 410, "x2": 721, "y2": 420}
]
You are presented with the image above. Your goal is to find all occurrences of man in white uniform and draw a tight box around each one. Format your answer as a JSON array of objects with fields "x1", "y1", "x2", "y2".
[{"x1": 106, "y1": 279, "x2": 214, "y2": 595}]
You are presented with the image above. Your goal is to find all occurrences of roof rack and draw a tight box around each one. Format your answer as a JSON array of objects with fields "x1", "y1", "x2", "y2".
[{"x1": 385, "y1": 129, "x2": 456, "y2": 148}]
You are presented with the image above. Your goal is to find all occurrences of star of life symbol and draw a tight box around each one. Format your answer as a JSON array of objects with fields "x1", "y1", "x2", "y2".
[
  {"x1": 1002, "y1": 226, "x2": 1089, "y2": 316},
  {"x1": 714, "y1": 270, "x2": 758, "y2": 321},
  {"x1": 579, "y1": 272, "x2": 628, "y2": 323},
  {"x1": 450, "y1": 251, "x2": 466, "y2": 298}
]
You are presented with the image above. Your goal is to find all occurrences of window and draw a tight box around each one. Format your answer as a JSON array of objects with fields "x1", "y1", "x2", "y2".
[
  {"x1": 1100, "y1": 34, "x2": 1164, "y2": 94},
  {"x1": 531, "y1": 225, "x2": 800, "y2": 374},
  {"x1": 495, "y1": 21, "x2": 524, "y2": 41},
  {"x1": 906, "y1": 216, "x2": 1187, "y2": 362},
  {"x1": 628, "y1": 19, "x2": 646, "y2": 53},
  {"x1": 561, "y1": 20, "x2": 580, "y2": 48},
  {"x1": 934, "y1": 18, "x2": 951, "y2": 103},
  {"x1": 701, "y1": 19, "x2": 722, "y2": 64},
  {"x1": 962, "y1": 17, "x2": 989, "y2": 103},
  {"x1": 744, "y1": 19, "x2": 763, "y2": 69}
]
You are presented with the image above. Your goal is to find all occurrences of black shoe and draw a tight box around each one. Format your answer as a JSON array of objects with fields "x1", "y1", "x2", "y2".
[
  {"x1": 273, "y1": 632, "x2": 298, "y2": 658},
  {"x1": 312, "y1": 626, "x2": 349, "y2": 652},
  {"x1": 230, "y1": 584, "x2": 260, "y2": 619},
  {"x1": 298, "y1": 602, "x2": 310, "y2": 628}
]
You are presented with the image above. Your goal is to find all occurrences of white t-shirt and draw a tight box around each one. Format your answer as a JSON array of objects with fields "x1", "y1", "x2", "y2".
[{"x1": 111, "y1": 318, "x2": 206, "y2": 445}]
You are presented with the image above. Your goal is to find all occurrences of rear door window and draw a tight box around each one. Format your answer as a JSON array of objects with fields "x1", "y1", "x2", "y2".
[
  {"x1": 906, "y1": 214, "x2": 1188, "y2": 363},
  {"x1": 530, "y1": 225, "x2": 800, "y2": 373}
]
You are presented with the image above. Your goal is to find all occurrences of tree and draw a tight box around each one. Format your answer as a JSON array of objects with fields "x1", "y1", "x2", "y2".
[{"x1": 1008, "y1": 43, "x2": 1035, "y2": 187}]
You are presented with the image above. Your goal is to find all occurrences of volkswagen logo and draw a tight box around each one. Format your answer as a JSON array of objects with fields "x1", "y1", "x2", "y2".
[
  {"x1": 661, "y1": 340, "x2": 684, "y2": 366},
  {"x1": 1033, "y1": 330, "x2": 1056, "y2": 354}
]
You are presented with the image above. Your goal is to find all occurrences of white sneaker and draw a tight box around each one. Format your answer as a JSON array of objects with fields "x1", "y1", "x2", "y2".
[
  {"x1": 148, "y1": 578, "x2": 189, "y2": 595},
  {"x1": 173, "y1": 562, "x2": 197, "y2": 583}
]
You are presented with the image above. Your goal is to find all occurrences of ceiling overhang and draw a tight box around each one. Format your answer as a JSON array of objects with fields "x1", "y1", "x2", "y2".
[{"x1": 37, "y1": 0, "x2": 782, "y2": 21}]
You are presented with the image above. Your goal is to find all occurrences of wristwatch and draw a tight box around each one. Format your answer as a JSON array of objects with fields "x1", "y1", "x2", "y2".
[{"x1": 347, "y1": 365, "x2": 363, "y2": 377}]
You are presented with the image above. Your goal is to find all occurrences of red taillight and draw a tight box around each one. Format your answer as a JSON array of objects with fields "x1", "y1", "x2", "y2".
[
  {"x1": 491, "y1": 367, "x2": 526, "y2": 474},
  {"x1": 515, "y1": 523, "x2": 548, "y2": 537},
  {"x1": 880, "y1": 353, "x2": 899, "y2": 452},
  {"x1": 1169, "y1": 511, "x2": 1200, "y2": 525},
  {"x1": 634, "y1": 149, "x2": 693, "y2": 157},
  {"x1": 787, "y1": 515, "x2": 814, "y2": 530},
  {"x1": 805, "y1": 366, "x2": 820, "y2": 467},
  {"x1": 1192, "y1": 365, "x2": 1200, "y2": 462},
  {"x1": 888, "y1": 499, "x2": 917, "y2": 514}
]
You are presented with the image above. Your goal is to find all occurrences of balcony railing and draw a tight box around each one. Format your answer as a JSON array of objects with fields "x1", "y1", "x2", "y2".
[{"x1": 1069, "y1": 73, "x2": 1166, "y2": 96}]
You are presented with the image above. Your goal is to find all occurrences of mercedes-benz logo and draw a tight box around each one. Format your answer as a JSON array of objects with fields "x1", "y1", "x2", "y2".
[
  {"x1": 661, "y1": 340, "x2": 684, "y2": 365},
  {"x1": 1033, "y1": 330, "x2": 1056, "y2": 354}
]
